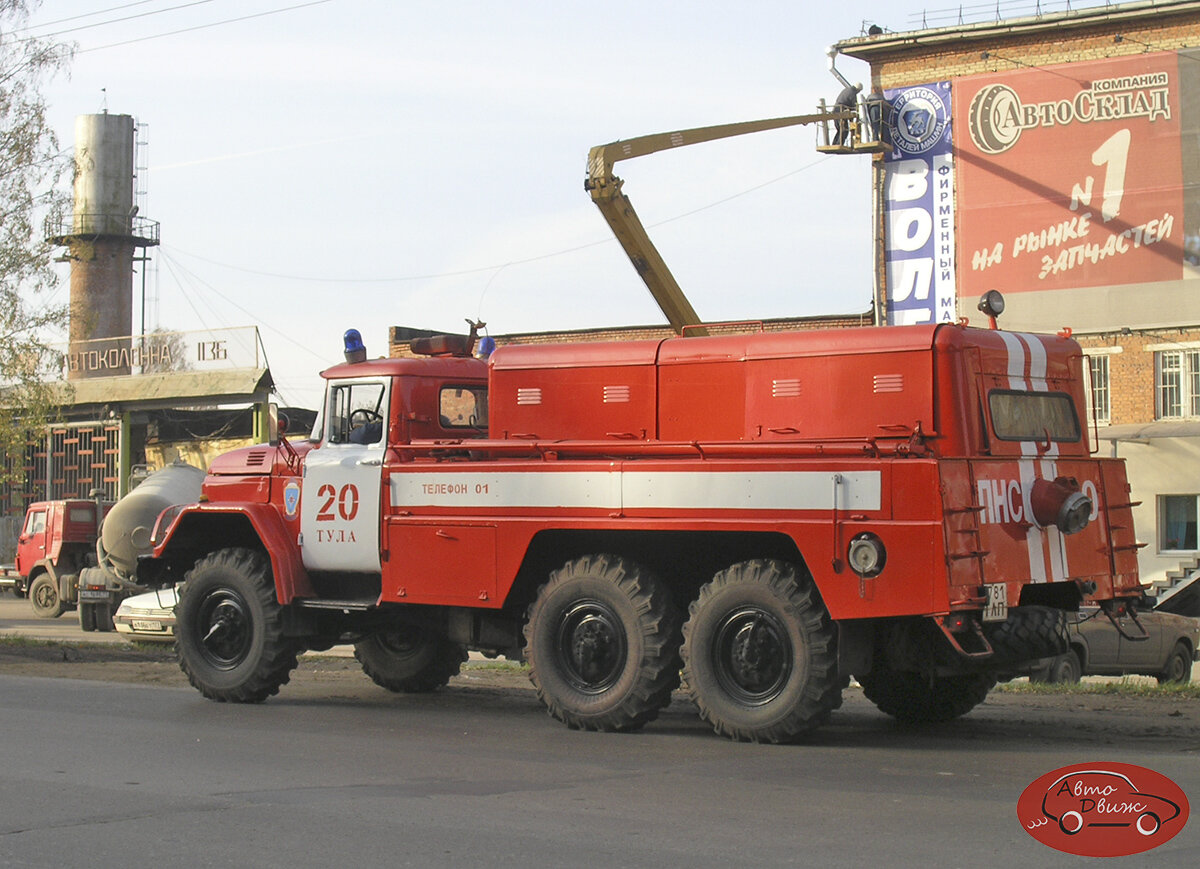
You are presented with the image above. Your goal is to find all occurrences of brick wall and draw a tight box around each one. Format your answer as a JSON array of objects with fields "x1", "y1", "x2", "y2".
[
  {"x1": 1076, "y1": 327, "x2": 1200, "y2": 425},
  {"x1": 846, "y1": 9, "x2": 1200, "y2": 88}
]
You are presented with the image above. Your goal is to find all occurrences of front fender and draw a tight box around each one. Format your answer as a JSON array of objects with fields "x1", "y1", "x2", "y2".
[{"x1": 155, "y1": 503, "x2": 313, "y2": 604}]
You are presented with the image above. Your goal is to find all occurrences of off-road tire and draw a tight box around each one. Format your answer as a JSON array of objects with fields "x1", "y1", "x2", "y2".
[
  {"x1": 1158, "y1": 642, "x2": 1193, "y2": 685},
  {"x1": 29, "y1": 574, "x2": 63, "y2": 619},
  {"x1": 681, "y1": 559, "x2": 840, "y2": 743},
  {"x1": 858, "y1": 664, "x2": 995, "y2": 723},
  {"x1": 1049, "y1": 650, "x2": 1083, "y2": 684},
  {"x1": 355, "y1": 628, "x2": 467, "y2": 693},
  {"x1": 984, "y1": 605, "x2": 1069, "y2": 665},
  {"x1": 175, "y1": 548, "x2": 299, "y2": 703},
  {"x1": 524, "y1": 554, "x2": 681, "y2": 732}
]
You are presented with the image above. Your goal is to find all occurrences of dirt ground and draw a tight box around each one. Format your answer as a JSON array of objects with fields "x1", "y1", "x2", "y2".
[{"x1": 3, "y1": 640, "x2": 1198, "y2": 747}]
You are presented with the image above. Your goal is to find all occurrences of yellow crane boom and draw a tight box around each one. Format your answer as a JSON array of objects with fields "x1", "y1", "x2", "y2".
[{"x1": 585, "y1": 109, "x2": 858, "y2": 336}]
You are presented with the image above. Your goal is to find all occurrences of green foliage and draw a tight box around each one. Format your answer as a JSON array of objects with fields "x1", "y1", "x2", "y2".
[
  {"x1": 996, "y1": 678, "x2": 1200, "y2": 699},
  {"x1": 0, "y1": 1, "x2": 74, "y2": 488}
]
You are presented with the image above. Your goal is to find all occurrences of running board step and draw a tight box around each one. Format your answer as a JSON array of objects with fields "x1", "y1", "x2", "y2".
[{"x1": 293, "y1": 598, "x2": 376, "y2": 612}]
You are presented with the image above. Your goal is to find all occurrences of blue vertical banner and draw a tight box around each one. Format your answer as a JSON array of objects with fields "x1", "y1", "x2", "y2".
[{"x1": 883, "y1": 81, "x2": 957, "y2": 325}]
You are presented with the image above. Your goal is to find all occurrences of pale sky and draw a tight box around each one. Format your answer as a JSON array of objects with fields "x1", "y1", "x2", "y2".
[{"x1": 23, "y1": 0, "x2": 1091, "y2": 407}]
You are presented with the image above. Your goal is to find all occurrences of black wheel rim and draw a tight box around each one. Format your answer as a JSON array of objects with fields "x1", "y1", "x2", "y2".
[
  {"x1": 376, "y1": 631, "x2": 423, "y2": 662},
  {"x1": 1168, "y1": 652, "x2": 1187, "y2": 682},
  {"x1": 195, "y1": 588, "x2": 253, "y2": 670},
  {"x1": 712, "y1": 606, "x2": 792, "y2": 705},
  {"x1": 554, "y1": 599, "x2": 627, "y2": 693},
  {"x1": 33, "y1": 581, "x2": 55, "y2": 609}
]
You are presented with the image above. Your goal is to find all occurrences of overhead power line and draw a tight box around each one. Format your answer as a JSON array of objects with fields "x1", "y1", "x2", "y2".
[
  {"x1": 165, "y1": 154, "x2": 833, "y2": 284},
  {"x1": 12, "y1": 0, "x2": 163, "y2": 32},
  {"x1": 77, "y1": 0, "x2": 336, "y2": 53},
  {"x1": 21, "y1": 0, "x2": 220, "y2": 40}
]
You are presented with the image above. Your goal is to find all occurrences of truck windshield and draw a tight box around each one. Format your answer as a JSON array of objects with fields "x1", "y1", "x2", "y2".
[{"x1": 988, "y1": 389, "x2": 1081, "y2": 442}]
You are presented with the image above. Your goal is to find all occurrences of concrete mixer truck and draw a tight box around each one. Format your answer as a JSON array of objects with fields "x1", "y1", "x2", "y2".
[{"x1": 3, "y1": 461, "x2": 203, "y2": 630}]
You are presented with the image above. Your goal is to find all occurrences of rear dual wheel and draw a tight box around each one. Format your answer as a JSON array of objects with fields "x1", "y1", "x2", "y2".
[
  {"x1": 78, "y1": 602, "x2": 113, "y2": 632},
  {"x1": 682, "y1": 559, "x2": 841, "y2": 743}
]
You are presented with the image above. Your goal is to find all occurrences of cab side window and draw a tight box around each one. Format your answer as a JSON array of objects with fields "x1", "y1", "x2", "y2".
[
  {"x1": 328, "y1": 382, "x2": 387, "y2": 445},
  {"x1": 439, "y1": 385, "x2": 488, "y2": 430},
  {"x1": 23, "y1": 510, "x2": 46, "y2": 537}
]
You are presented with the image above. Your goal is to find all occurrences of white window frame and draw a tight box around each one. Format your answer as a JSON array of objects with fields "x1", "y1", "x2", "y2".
[
  {"x1": 1151, "y1": 342, "x2": 1200, "y2": 420},
  {"x1": 1082, "y1": 350, "x2": 1114, "y2": 426}
]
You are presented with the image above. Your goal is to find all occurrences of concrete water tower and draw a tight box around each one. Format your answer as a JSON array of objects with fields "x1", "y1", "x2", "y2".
[{"x1": 48, "y1": 112, "x2": 159, "y2": 380}]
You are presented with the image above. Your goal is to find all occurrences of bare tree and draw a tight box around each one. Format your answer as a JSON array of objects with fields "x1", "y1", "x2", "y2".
[
  {"x1": 0, "y1": 1, "x2": 72, "y2": 488},
  {"x1": 139, "y1": 328, "x2": 193, "y2": 374}
]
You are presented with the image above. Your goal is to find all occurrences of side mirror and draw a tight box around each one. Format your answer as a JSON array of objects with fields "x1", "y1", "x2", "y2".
[{"x1": 267, "y1": 403, "x2": 281, "y2": 446}]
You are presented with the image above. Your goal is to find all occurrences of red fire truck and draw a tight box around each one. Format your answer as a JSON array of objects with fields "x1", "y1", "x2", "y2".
[{"x1": 143, "y1": 307, "x2": 1142, "y2": 742}]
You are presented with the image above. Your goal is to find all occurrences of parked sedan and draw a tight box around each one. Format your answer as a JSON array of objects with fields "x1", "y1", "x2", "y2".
[
  {"x1": 113, "y1": 586, "x2": 178, "y2": 643},
  {"x1": 1031, "y1": 604, "x2": 1199, "y2": 684}
]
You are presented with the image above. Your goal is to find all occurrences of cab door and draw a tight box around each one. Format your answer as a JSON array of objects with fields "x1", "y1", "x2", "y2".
[
  {"x1": 15, "y1": 506, "x2": 48, "y2": 575},
  {"x1": 300, "y1": 378, "x2": 390, "y2": 573}
]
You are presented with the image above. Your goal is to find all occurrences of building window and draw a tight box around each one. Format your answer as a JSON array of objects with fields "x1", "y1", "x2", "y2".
[
  {"x1": 1160, "y1": 494, "x2": 1199, "y2": 552},
  {"x1": 1085, "y1": 354, "x2": 1110, "y2": 425},
  {"x1": 1156, "y1": 349, "x2": 1200, "y2": 419}
]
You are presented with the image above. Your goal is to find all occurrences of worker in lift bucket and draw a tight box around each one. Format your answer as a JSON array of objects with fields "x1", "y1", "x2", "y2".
[
  {"x1": 864, "y1": 85, "x2": 891, "y2": 146},
  {"x1": 833, "y1": 81, "x2": 862, "y2": 146}
]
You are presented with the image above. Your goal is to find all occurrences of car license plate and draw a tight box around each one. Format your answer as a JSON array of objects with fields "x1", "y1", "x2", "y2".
[
  {"x1": 983, "y1": 583, "x2": 1008, "y2": 622},
  {"x1": 79, "y1": 589, "x2": 110, "y2": 601},
  {"x1": 130, "y1": 619, "x2": 163, "y2": 632}
]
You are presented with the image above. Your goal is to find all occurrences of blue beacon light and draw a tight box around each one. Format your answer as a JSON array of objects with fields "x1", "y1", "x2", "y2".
[{"x1": 343, "y1": 329, "x2": 367, "y2": 364}]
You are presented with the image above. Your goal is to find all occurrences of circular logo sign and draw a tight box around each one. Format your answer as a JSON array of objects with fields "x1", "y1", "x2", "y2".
[
  {"x1": 969, "y1": 83, "x2": 1024, "y2": 154},
  {"x1": 1017, "y1": 762, "x2": 1189, "y2": 857},
  {"x1": 889, "y1": 86, "x2": 948, "y2": 154}
]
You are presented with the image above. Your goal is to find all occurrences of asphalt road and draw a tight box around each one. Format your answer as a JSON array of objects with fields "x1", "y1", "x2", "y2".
[
  {"x1": 1, "y1": 594, "x2": 1197, "y2": 868},
  {"x1": 0, "y1": 593, "x2": 127, "y2": 644}
]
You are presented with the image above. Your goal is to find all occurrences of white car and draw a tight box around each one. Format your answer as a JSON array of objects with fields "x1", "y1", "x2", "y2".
[{"x1": 113, "y1": 586, "x2": 178, "y2": 643}]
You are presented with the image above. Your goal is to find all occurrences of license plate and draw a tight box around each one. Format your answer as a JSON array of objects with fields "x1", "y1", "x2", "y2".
[
  {"x1": 79, "y1": 589, "x2": 110, "y2": 601},
  {"x1": 130, "y1": 619, "x2": 164, "y2": 632},
  {"x1": 983, "y1": 583, "x2": 1008, "y2": 622}
]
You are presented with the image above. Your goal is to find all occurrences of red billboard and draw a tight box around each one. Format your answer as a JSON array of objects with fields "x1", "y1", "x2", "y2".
[{"x1": 955, "y1": 52, "x2": 1184, "y2": 295}]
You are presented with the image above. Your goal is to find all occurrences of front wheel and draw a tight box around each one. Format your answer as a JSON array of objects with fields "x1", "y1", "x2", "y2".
[
  {"x1": 175, "y1": 548, "x2": 299, "y2": 703},
  {"x1": 29, "y1": 574, "x2": 63, "y2": 619},
  {"x1": 1158, "y1": 642, "x2": 1193, "y2": 684},
  {"x1": 681, "y1": 559, "x2": 841, "y2": 743},
  {"x1": 524, "y1": 554, "x2": 681, "y2": 732},
  {"x1": 355, "y1": 628, "x2": 467, "y2": 693}
]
